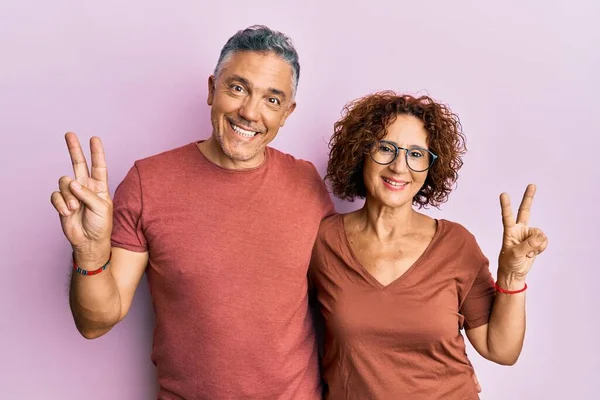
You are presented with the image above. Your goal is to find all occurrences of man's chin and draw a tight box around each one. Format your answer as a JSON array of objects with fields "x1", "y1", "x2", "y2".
[
  {"x1": 217, "y1": 133, "x2": 270, "y2": 164},
  {"x1": 227, "y1": 152, "x2": 254, "y2": 162},
  {"x1": 222, "y1": 145, "x2": 262, "y2": 163}
]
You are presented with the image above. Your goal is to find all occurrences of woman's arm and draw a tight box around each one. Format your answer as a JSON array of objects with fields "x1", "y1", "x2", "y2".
[
  {"x1": 465, "y1": 273, "x2": 526, "y2": 365},
  {"x1": 466, "y1": 184, "x2": 548, "y2": 365}
]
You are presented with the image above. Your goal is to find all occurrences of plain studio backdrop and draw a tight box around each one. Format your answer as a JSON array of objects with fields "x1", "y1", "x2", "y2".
[{"x1": 1, "y1": 1, "x2": 598, "y2": 399}]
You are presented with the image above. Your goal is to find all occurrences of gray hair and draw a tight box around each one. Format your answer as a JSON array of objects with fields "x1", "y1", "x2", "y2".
[{"x1": 214, "y1": 25, "x2": 300, "y2": 98}]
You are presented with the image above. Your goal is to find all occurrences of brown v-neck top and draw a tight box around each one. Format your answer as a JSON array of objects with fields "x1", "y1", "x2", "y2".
[{"x1": 309, "y1": 214, "x2": 496, "y2": 399}]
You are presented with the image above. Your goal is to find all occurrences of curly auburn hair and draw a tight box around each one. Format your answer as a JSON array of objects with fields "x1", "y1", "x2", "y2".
[{"x1": 325, "y1": 91, "x2": 467, "y2": 208}]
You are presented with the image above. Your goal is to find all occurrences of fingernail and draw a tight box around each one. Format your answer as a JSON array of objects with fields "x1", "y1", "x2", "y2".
[
  {"x1": 527, "y1": 251, "x2": 535, "y2": 258},
  {"x1": 68, "y1": 200, "x2": 79, "y2": 210},
  {"x1": 71, "y1": 181, "x2": 82, "y2": 190}
]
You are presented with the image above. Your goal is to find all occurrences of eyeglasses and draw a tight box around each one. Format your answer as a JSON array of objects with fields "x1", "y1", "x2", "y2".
[{"x1": 370, "y1": 140, "x2": 438, "y2": 172}]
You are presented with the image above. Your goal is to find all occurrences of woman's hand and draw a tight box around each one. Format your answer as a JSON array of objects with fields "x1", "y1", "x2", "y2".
[{"x1": 497, "y1": 184, "x2": 548, "y2": 284}]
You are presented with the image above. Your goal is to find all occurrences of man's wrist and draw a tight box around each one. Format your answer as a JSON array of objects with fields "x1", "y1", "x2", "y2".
[{"x1": 72, "y1": 242, "x2": 112, "y2": 270}]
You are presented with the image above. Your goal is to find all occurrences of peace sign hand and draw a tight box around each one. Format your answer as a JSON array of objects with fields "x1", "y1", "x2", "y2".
[
  {"x1": 498, "y1": 184, "x2": 548, "y2": 280},
  {"x1": 50, "y1": 133, "x2": 113, "y2": 262}
]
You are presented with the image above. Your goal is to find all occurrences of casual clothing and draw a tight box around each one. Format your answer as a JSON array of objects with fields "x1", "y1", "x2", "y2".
[
  {"x1": 309, "y1": 214, "x2": 496, "y2": 400},
  {"x1": 111, "y1": 142, "x2": 334, "y2": 400}
]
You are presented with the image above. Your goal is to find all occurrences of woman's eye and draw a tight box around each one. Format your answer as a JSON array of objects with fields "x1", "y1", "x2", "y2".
[
  {"x1": 379, "y1": 146, "x2": 394, "y2": 153},
  {"x1": 409, "y1": 149, "x2": 425, "y2": 158}
]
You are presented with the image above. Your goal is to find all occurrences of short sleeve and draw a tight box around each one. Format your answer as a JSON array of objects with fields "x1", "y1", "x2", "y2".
[
  {"x1": 318, "y1": 183, "x2": 335, "y2": 219},
  {"x1": 308, "y1": 163, "x2": 335, "y2": 219},
  {"x1": 459, "y1": 244, "x2": 496, "y2": 330},
  {"x1": 111, "y1": 165, "x2": 148, "y2": 252}
]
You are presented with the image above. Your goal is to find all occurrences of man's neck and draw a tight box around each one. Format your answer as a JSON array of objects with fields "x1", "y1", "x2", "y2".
[{"x1": 197, "y1": 137, "x2": 265, "y2": 170}]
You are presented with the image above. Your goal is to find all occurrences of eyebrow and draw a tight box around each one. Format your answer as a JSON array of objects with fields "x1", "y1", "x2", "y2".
[
  {"x1": 227, "y1": 74, "x2": 288, "y2": 101},
  {"x1": 381, "y1": 140, "x2": 429, "y2": 150}
]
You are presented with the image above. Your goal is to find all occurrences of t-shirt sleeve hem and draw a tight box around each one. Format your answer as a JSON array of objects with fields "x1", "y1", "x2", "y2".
[
  {"x1": 464, "y1": 314, "x2": 491, "y2": 330},
  {"x1": 111, "y1": 241, "x2": 148, "y2": 253}
]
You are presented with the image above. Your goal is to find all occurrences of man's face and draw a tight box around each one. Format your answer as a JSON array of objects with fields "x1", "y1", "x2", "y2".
[{"x1": 207, "y1": 51, "x2": 297, "y2": 168}]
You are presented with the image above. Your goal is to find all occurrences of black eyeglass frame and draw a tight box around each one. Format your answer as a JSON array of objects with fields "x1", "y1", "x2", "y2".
[{"x1": 370, "y1": 140, "x2": 438, "y2": 172}]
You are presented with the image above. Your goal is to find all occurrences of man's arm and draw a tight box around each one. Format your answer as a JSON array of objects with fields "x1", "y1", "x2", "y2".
[
  {"x1": 51, "y1": 133, "x2": 149, "y2": 339},
  {"x1": 69, "y1": 247, "x2": 148, "y2": 339}
]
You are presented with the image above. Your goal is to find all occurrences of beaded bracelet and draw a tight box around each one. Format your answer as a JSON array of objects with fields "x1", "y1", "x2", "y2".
[
  {"x1": 72, "y1": 253, "x2": 111, "y2": 276},
  {"x1": 492, "y1": 278, "x2": 527, "y2": 294}
]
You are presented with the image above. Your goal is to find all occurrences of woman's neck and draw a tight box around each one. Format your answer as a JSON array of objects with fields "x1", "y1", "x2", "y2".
[{"x1": 354, "y1": 199, "x2": 419, "y2": 241}]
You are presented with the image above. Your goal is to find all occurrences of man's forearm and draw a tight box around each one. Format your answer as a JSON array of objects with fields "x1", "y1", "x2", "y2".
[{"x1": 69, "y1": 249, "x2": 122, "y2": 339}]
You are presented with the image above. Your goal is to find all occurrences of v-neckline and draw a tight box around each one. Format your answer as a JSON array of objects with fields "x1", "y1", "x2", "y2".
[{"x1": 338, "y1": 213, "x2": 444, "y2": 290}]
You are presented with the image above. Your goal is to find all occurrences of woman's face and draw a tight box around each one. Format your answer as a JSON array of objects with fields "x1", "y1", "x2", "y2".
[{"x1": 363, "y1": 114, "x2": 431, "y2": 209}]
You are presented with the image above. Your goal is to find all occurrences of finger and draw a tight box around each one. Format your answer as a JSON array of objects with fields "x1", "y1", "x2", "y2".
[
  {"x1": 90, "y1": 136, "x2": 108, "y2": 183},
  {"x1": 59, "y1": 176, "x2": 81, "y2": 211},
  {"x1": 472, "y1": 373, "x2": 481, "y2": 393},
  {"x1": 65, "y1": 132, "x2": 90, "y2": 180},
  {"x1": 516, "y1": 184, "x2": 536, "y2": 225},
  {"x1": 535, "y1": 230, "x2": 548, "y2": 255},
  {"x1": 514, "y1": 228, "x2": 547, "y2": 257},
  {"x1": 50, "y1": 191, "x2": 72, "y2": 217},
  {"x1": 499, "y1": 193, "x2": 515, "y2": 229},
  {"x1": 69, "y1": 179, "x2": 108, "y2": 214}
]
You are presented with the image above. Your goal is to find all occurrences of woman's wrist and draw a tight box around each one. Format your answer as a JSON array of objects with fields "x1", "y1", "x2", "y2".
[{"x1": 496, "y1": 270, "x2": 527, "y2": 292}]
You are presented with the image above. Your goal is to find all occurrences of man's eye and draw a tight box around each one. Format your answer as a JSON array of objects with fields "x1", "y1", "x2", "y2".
[
  {"x1": 268, "y1": 98, "x2": 281, "y2": 105},
  {"x1": 231, "y1": 85, "x2": 244, "y2": 92}
]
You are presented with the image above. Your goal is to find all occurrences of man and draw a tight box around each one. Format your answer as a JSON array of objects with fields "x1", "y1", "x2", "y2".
[
  {"x1": 51, "y1": 25, "x2": 333, "y2": 399},
  {"x1": 51, "y1": 25, "x2": 484, "y2": 399}
]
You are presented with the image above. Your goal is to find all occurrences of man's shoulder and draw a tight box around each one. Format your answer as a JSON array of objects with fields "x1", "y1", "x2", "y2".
[
  {"x1": 133, "y1": 142, "x2": 197, "y2": 171},
  {"x1": 266, "y1": 146, "x2": 319, "y2": 177}
]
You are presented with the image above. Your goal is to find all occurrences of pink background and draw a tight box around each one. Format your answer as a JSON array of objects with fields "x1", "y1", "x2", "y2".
[{"x1": 1, "y1": 1, "x2": 598, "y2": 398}]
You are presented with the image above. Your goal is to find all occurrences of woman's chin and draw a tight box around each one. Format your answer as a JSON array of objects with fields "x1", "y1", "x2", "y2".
[{"x1": 369, "y1": 192, "x2": 415, "y2": 209}]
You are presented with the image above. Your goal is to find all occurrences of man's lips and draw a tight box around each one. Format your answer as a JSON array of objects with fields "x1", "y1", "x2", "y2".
[{"x1": 229, "y1": 121, "x2": 259, "y2": 138}]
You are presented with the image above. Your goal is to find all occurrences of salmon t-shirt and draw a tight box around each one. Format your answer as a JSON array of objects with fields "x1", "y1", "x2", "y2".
[
  {"x1": 309, "y1": 214, "x2": 496, "y2": 399},
  {"x1": 111, "y1": 142, "x2": 334, "y2": 399}
]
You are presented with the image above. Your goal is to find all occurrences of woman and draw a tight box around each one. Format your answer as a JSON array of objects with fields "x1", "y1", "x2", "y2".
[{"x1": 309, "y1": 92, "x2": 548, "y2": 399}]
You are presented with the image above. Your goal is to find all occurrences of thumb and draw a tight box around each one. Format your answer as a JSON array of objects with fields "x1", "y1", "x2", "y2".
[
  {"x1": 69, "y1": 180, "x2": 109, "y2": 214},
  {"x1": 513, "y1": 229, "x2": 546, "y2": 258},
  {"x1": 472, "y1": 373, "x2": 481, "y2": 393}
]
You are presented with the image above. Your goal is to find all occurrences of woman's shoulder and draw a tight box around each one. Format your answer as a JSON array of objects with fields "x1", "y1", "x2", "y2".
[
  {"x1": 438, "y1": 218, "x2": 475, "y2": 237},
  {"x1": 317, "y1": 212, "x2": 344, "y2": 238},
  {"x1": 434, "y1": 219, "x2": 484, "y2": 254}
]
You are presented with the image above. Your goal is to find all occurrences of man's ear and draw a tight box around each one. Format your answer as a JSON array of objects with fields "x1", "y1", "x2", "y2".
[
  {"x1": 207, "y1": 75, "x2": 216, "y2": 106},
  {"x1": 279, "y1": 101, "x2": 297, "y2": 127}
]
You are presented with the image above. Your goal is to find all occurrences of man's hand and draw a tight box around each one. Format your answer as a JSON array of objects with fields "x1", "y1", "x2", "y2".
[{"x1": 50, "y1": 132, "x2": 113, "y2": 265}]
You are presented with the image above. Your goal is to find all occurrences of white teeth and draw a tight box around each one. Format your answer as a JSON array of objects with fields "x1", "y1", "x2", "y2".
[
  {"x1": 231, "y1": 123, "x2": 257, "y2": 138},
  {"x1": 383, "y1": 178, "x2": 406, "y2": 187}
]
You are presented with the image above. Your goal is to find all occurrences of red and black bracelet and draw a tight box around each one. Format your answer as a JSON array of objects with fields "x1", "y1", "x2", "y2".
[{"x1": 72, "y1": 253, "x2": 111, "y2": 276}]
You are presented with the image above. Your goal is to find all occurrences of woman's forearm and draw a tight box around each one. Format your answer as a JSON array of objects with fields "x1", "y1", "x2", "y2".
[{"x1": 486, "y1": 271, "x2": 527, "y2": 365}]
